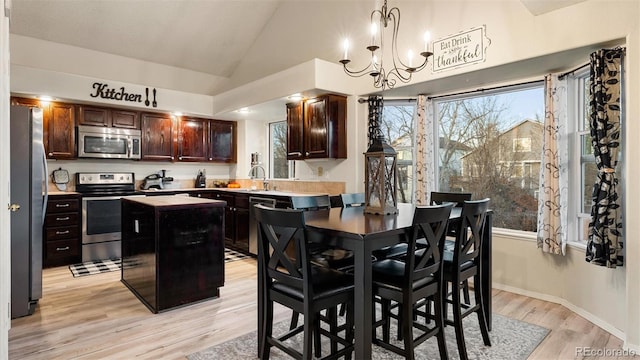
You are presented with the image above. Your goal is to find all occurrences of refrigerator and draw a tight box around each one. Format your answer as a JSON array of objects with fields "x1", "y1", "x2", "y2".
[{"x1": 10, "y1": 105, "x2": 47, "y2": 318}]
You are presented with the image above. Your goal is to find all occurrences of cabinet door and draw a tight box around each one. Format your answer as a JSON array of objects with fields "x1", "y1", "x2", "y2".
[
  {"x1": 112, "y1": 109, "x2": 140, "y2": 129},
  {"x1": 141, "y1": 113, "x2": 175, "y2": 161},
  {"x1": 209, "y1": 120, "x2": 236, "y2": 163},
  {"x1": 178, "y1": 117, "x2": 208, "y2": 162},
  {"x1": 233, "y1": 194, "x2": 250, "y2": 252},
  {"x1": 45, "y1": 102, "x2": 76, "y2": 159},
  {"x1": 77, "y1": 105, "x2": 111, "y2": 127},
  {"x1": 304, "y1": 97, "x2": 329, "y2": 158},
  {"x1": 286, "y1": 102, "x2": 305, "y2": 160}
]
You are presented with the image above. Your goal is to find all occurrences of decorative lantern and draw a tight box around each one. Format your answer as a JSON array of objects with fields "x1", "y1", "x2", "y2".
[{"x1": 364, "y1": 134, "x2": 398, "y2": 215}]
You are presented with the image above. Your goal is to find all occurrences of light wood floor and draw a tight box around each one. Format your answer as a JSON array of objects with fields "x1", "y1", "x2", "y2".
[{"x1": 8, "y1": 258, "x2": 626, "y2": 360}]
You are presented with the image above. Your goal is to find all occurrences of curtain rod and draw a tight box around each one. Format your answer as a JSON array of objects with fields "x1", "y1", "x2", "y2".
[
  {"x1": 426, "y1": 79, "x2": 543, "y2": 101},
  {"x1": 558, "y1": 63, "x2": 589, "y2": 80}
]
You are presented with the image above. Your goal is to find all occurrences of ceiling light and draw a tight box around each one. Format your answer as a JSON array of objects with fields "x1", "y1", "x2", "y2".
[
  {"x1": 236, "y1": 107, "x2": 250, "y2": 114},
  {"x1": 288, "y1": 93, "x2": 303, "y2": 101},
  {"x1": 339, "y1": 0, "x2": 433, "y2": 90}
]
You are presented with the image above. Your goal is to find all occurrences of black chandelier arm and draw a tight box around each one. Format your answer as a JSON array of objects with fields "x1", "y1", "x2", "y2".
[{"x1": 342, "y1": 61, "x2": 377, "y2": 78}]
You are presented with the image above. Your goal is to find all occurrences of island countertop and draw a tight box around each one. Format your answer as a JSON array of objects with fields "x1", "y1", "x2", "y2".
[{"x1": 124, "y1": 195, "x2": 226, "y2": 208}]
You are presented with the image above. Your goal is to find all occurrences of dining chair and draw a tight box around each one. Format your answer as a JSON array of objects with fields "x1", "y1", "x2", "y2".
[
  {"x1": 290, "y1": 195, "x2": 331, "y2": 211},
  {"x1": 255, "y1": 204, "x2": 355, "y2": 360},
  {"x1": 442, "y1": 198, "x2": 491, "y2": 360},
  {"x1": 371, "y1": 203, "x2": 453, "y2": 360},
  {"x1": 340, "y1": 193, "x2": 365, "y2": 208}
]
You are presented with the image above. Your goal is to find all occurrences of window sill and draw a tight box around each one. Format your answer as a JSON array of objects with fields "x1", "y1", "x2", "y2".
[{"x1": 492, "y1": 227, "x2": 588, "y2": 251}]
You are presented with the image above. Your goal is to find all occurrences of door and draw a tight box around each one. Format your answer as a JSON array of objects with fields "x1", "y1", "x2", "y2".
[
  {"x1": 178, "y1": 117, "x2": 208, "y2": 162},
  {"x1": 286, "y1": 102, "x2": 304, "y2": 160},
  {"x1": 209, "y1": 120, "x2": 236, "y2": 163},
  {"x1": 45, "y1": 102, "x2": 76, "y2": 159},
  {"x1": 141, "y1": 113, "x2": 175, "y2": 161}
]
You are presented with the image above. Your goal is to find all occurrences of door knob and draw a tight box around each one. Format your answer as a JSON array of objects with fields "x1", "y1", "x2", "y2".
[{"x1": 8, "y1": 204, "x2": 21, "y2": 212}]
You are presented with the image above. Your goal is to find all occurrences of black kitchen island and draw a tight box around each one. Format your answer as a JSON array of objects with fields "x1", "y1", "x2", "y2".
[{"x1": 121, "y1": 195, "x2": 226, "y2": 313}]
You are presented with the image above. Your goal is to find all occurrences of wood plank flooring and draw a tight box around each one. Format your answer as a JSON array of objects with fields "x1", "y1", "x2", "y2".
[{"x1": 9, "y1": 258, "x2": 625, "y2": 359}]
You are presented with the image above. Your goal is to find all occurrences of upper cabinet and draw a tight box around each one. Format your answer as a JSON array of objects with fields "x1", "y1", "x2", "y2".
[
  {"x1": 177, "y1": 117, "x2": 208, "y2": 162},
  {"x1": 77, "y1": 105, "x2": 140, "y2": 129},
  {"x1": 141, "y1": 113, "x2": 175, "y2": 161},
  {"x1": 286, "y1": 94, "x2": 347, "y2": 160},
  {"x1": 209, "y1": 120, "x2": 237, "y2": 163}
]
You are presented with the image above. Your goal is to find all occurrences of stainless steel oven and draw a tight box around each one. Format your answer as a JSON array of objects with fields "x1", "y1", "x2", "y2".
[{"x1": 77, "y1": 172, "x2": 143, "y2": 261}]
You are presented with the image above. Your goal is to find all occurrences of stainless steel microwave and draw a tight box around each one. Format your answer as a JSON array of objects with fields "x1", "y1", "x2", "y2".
[{"x1": 78, "y1": 125, "x2": 142, "y2": 159}]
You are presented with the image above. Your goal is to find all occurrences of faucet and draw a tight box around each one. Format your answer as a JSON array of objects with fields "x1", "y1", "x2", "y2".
[{"x1": 248, "y1": 165, "x2": 268, "y2": 190}]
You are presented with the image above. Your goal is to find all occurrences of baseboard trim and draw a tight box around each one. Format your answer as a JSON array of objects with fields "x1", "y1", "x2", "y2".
[{"x1": 493, "y1": 283, "x2": 626, "y2": 343}]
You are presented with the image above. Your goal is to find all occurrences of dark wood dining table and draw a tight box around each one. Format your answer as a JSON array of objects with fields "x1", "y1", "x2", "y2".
[{"x1": 257, "y1": 203, "x2": 492, "y2": 359}]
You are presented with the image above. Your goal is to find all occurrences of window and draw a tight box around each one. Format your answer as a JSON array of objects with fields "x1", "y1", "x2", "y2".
[
  {"x1": 380, "y1": 100, "x2": 416, "y2": 203},
  {"x1": 435, "y1": 85, "x2": 544, "y2": 231},
  {"x1": 269, "y1": 121, "x2": 292, "y2": 179}
]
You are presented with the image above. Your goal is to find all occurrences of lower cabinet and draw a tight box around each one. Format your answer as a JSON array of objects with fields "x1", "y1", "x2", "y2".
[
  {"x1": 121, "y1": 197, "x2": 225, "y2": 313},
  {"x1": 44, "y1": 194, "x2": 81, "y2": 268},
  {"x1": 205, "y1": 191, "x2": 249, "y2": 253}
]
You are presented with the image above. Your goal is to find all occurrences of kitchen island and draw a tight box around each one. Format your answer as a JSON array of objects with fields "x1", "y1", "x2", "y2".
[{"x1": 121, "y1": 196, "x2": 226, "y2": 313}]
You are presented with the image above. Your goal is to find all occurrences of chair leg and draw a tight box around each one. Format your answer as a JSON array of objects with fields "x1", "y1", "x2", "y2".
[
  {"x1": 381, "y1": 299, "x2": 391, "y2": 343},
  {"x1": 346, "y1": 302, "x2": 355, "y2": 360},
  {"x1": 290, "y1": 311, "x2": 299, "y2": 330},
  {"x1": 474, "y1": 274, "x2": 492, "y2": 346},
  {"x1": 401, "y1": 300, "x2": 415, "y2": 360},
  {"x1": 303, "y1": 312, "x2": 315, "y2": 360},
  {"x1": 462, "y1": 279, "x2": 471, "y2": 304},
  {"x1": 260, "y1": 300, "x2": 274, "y2": 360},
  {"x1": 328, "y1": 307, "x2": 339, "y2": 355},
  {"x1": 452, "y1": 281, "x2": 469, "y2": 360},
  {"x1": 433, "y1": 290, "x2": 449, "y2": 360}
]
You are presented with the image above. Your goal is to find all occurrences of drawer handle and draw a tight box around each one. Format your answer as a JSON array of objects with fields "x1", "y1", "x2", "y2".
[
  {"x1": 55, "y1": 230, "x2": 70, "y2": 235},
  {"x1": 56, "y1": 246, "x2": 70, "y2": 251},
  {"x1": 55, "y1": 203, "x2": 71, "y2": 208},
  {"x1": 56, "y1": 216, "x2": 70, "y2": 221}
]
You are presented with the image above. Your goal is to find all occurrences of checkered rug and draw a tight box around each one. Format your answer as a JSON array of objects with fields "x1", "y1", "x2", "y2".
[{"x1": 68, "y1": 248, "x2": 252, "y2": 277}]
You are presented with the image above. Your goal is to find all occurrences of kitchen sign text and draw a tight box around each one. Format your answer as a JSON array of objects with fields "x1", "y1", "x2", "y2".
[
  {"x1": 432, "y1": 26, "x2": 490, "y2": 72},
  {"x1": 90, "y1": 82, "x2": 158, "y2": 107}
]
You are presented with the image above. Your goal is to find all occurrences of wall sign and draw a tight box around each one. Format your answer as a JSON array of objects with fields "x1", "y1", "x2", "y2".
[
  {"x1": 90, "y1": 82, "x2": 158, "y2": 108},
  {"x1": 432, "y1": 25, "x2": 491, "y2": 72}
]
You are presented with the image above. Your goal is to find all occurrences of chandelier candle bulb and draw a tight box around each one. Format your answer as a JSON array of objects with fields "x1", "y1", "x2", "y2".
[
  {"x1": 408, "y1": 49, "x2": 414, "y2": 67},
  {"x1": 343, "y1": 39, "x2": 349, "y2": 60},
  {"x1": 370, "y1": 23, "x2": 377, "y2": 46},
  {"x1": 424, "y1": 31, "x2": 431, "y2": 53}
]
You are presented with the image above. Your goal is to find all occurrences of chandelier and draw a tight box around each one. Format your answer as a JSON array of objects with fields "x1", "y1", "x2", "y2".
[{"x1": 339, "y1": 0, "x2": 432, "y2": 90}]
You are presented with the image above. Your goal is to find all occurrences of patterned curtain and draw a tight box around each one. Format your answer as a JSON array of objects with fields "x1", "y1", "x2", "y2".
[
  {"x1": 367, "y1": 96, "x2": 384, "y2": 147},
  {"x1": 414, "y1": 95, "x2": 435, "y2": 205},
  {"x1": 585, "y1": 48, "x2": 625, "y2": 268},
  {"x1": 536, "y1": 74, "x2": 569, "y2": 255}
]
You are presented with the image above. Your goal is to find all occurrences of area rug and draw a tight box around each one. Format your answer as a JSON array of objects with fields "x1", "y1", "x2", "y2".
[
  {"x1": 188, "y1": 312, "x2": 549, "y2": 360},
  {"x1": 69, "y1": 249, "x2": 252, "y2": 277}
]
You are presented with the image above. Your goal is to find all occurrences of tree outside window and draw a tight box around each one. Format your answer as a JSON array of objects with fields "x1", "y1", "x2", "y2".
[
  {"x1": 269, "y1": 121, "x2": 290, "y2": 179},
  {"x1": 380, "y1": 100, "x2": 416, "y2": 203}
]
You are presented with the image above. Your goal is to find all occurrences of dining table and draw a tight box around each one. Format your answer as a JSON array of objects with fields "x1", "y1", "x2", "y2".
[{"x1": 257, "y1": 202, "x2": 492, "y2": 359}]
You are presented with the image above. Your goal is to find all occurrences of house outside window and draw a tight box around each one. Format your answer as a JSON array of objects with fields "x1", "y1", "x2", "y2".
[{"x1": 380, "y1": 100, "x2": 416, "y2": 203}]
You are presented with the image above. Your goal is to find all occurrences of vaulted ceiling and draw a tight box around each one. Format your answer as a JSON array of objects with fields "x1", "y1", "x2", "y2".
[{"x1": 9, "y1": 0, "x2": 587, "y2": 97}]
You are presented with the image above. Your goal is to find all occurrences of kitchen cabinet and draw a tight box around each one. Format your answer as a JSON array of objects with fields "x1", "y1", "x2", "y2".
[
  {"x1": 10, "y1": 97, "x2": 75, "y2": 159},
  {"x1": 45, "y1": 102, "x2": 77, "y2": 159},
  {"x1": 209, "y1": 120, "x2": 237, "y2": 163},
  {"x1": 43, "y1": 194, "x2": 81, "y2": 268},
  {"x1": 207, "y1": 191, "x2": 249, "y2": 253},
  {"x1": 141, "y1": 112, "x2": 175, "y2": 161},
  {"x1": 286, "y1": 94, "x2": 347, "y2": 160},
  {"x1": 121, "y1": 196, "x2": 225, "y2": 313},
  {"x1": 177, "y1": 117, "x2": 208, "y2": 162},
  {"x1": 77, "y1": 105, "x2": 140, "y2": 129}
]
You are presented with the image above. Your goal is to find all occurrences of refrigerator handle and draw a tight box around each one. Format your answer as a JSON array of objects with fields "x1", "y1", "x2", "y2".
[{"x1": 42, "y1": 143, "x2": 49, "y2": 222}]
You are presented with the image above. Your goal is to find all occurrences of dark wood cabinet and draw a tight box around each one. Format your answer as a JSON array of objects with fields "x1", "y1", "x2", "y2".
[
  {"x1": 45, "y1": 102, "x2": 76, "y2": 159},
  {"x1": 78, "y1": 105, "x2": 140, "y2": 129},
  {"x1": 208, "y1": 191, "x2": 249, "y2": 252},
  {"x1": 121, "y1": 196, "x2": 225, "y2": 313},
  {"x1": 44, "y1": 194, "x2": 82, "y2": 268},
  {"x1": 141, "y1": 113, "x2": 175, "y2": 161},
  {"x1": 286, "y1": 94, "x2": 347, "y2": 160},
  {"x1": 209, "y1": 120, "x2": 237, "y2": 163},
  {"x1": 177, "y1": 117, "x2": 208, "y2": 162}
]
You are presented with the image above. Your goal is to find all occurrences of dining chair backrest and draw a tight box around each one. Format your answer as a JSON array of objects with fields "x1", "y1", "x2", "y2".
[
  {"x1": 290, "y1": 194, "x2": 331, "y2": 211},
  {"x1": 430, "y1": 191, "x2": 472, "y2": 207},
  {"x1": 405, "y1": 203, "x2": 454, "y2": 284},
  {"x1": 340, "y1": 192, "x2": 366, "y2": 208},
  {"x1": 452, "y1": 199, "x2": 490, "y2": 266},
  {"x1": 254, "y1": 204, "x2": 312, "y2": 294}
]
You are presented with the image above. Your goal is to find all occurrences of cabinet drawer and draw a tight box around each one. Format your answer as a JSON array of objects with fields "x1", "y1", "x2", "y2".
[
  {"x1": 47, "y1": 198, "x2": 80, "y2": 213},
  {"x1": 46, "y1": 226, "x2": 79, "y2": 241},
  {"x1": 45, "y1": 212, "x2": 79, "y2": 227},
  {"x1": 45, "y1": 239, "x2": 80, "y2": 258},
  {"x1": 235, "y1": 195, "x2": 250, "y2": 209}
]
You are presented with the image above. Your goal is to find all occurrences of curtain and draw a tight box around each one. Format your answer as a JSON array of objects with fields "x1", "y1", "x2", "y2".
[
  {"x1": 585, "y1": 48, "x2": 625, "y2": 268},
  {"x1": 414, "y1": 95, "x2": 435, "y2": 205},
  {"x1": 536, "y1": 74, "x2": 569, "y2": 255}
]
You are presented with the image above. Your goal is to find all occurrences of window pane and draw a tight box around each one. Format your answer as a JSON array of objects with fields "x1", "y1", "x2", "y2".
[
  {"x1": 270, "y1": 121, "x2": 289, "y2": 179},
  {"x1": 380, "y1": 101, "x2": 416, "y2": 203},
  {"x1": 581, "y1": 162, "x2": 597, "y2": 213},
  {"x1": 437, "y1": 86, "x2": 544, "y2": 231}
]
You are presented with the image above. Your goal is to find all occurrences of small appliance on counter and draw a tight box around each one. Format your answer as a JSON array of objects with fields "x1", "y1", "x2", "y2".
[
  {"x1": 142, "y1": 170, "x2": 173, "y2": 190},
  {"x1": 195, "y1": 169, "x2": 207, "y2": 188}
]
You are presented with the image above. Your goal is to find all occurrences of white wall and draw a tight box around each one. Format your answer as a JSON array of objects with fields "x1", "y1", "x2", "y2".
[{"x1": 1, "y1": 1, "x2": 11, "y2": 357}]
